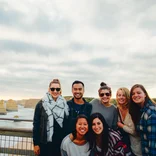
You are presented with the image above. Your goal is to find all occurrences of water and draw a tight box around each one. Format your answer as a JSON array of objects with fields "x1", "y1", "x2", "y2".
[{"x1": 0, "y1": 105, "x2": 35, "y2": 129}]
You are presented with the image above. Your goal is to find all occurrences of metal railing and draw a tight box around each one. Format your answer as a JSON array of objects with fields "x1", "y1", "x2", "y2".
[{"x1": 0, "y1": 118, "x2": 34, "y2": 156}]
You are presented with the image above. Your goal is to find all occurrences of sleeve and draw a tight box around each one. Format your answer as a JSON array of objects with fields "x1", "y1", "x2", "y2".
[
  {"x1": 60, "y1": 149, "x2": 68, "y2": 156},
  {"x1": 88, "y1": 103, "x2": 92, "y2": 116},
  {"x1": 33, "y1": 101, "x2": 41, "y2": 146},
  {"x1": 109, "y1": 130, "x2": 125, "y2": 156},
  {"x1": 123, "y1": 114, "x2": 136, "y2": 136},
  {"x1": 89, "y1": 98, "x2": 96, "y2": 114},
  {"x1": 60, "y1": 137, "x2": 68, "y2": 156},
  {"x1": 146, "y1": 113, "x2": 156, "y2": 155},
  {"x1": 112, "y1": 107, "x2": 118, "y2": 130}
]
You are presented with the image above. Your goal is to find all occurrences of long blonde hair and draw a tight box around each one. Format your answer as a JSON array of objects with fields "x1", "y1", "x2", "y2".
[{"x1": 116, "y1": 87, "x2": 130, "y2": 108}]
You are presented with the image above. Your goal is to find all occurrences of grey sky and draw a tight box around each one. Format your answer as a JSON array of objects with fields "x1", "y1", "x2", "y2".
[{"x1": 0, "y1": 0, "x2": 156, "y2": 100}]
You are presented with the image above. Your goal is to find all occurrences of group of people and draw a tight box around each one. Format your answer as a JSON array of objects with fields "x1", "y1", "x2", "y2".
[{"x1": 33, "y1": 79, "x2": 156, "y2": 156}]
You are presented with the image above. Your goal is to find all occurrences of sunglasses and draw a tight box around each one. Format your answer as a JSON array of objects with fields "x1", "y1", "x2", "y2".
[
  {"x1": 50, "y1": 88, "x2": 61, "y2": 92},
  {"x1": 99, "y1": 93, "x2": 110, "y2": 97}
]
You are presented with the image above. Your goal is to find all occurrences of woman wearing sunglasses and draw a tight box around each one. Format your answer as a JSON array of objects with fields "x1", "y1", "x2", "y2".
[
  {"x1": 33, "y1": 79, "x2": 69, "y2": 156},
  {"x1": 90, "y1": 82, "x2": 117, "y2": 129}
]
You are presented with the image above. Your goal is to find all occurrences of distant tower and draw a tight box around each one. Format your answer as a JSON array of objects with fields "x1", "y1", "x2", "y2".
[
  {"x1": 0, "y1": 100, "x2": 7, "y2": 115},
  {"x1": 6, "y1": 99, "x2": 18, "y2": 111}
]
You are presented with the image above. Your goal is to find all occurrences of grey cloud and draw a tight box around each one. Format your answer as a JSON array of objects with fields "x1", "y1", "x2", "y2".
[
  {"x1": 89, "y1": 58, "x2": 113, "y2": 67},
  {"x1": 92, "y1": 0, "x2": 156, "y2": 31},
  {"x1": 1, "y1": 0, "x2": 156, "y2": 99},
  {"x1": 0, "y1": 3, "x2": 23, "y2": 26},
  {"x1": 0, "y1": 2, "x2": 72, "y2": 34},
  {"x1": 131, "y1": 53, "x2": 156, "y2": 68},
  {"x1": 33, "y1": 12, "x2": 72, "y2": 34},
  {"x1": 139, "y1": 19, "x2": 156, "y2": 32},
  {"x1": 69, "y1": 42, "x2": 95, "y2": 51},
  {"x1": 0, "y1": 39, "x2": 61, "y2": 55},
  {"x1": 92, "y1": 1, "x2": 120, "y2": 29},
  {"x1": 59, "y1": 61, "x2": 77, "y2": 67},
  {"x1": 134, "y1": 52, "x2": 156, "y2": 60}
]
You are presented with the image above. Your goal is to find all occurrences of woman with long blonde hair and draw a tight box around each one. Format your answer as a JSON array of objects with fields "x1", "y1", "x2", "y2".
[{"x1": 116, "y1": 87, "x2": 142, "y2": 156}]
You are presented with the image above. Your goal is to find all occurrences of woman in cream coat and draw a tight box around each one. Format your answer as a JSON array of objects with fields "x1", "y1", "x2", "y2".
[{"x1": 116, "y1": 87, "x2": 142, "y2": 156}]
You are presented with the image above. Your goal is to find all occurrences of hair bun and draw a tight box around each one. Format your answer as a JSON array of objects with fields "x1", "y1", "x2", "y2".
[{"x1": 100, "y1": 82, "x2": 107, "y2": 87}]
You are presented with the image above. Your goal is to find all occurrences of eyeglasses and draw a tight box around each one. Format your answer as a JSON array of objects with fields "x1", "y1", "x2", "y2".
[
  {"x1": 50, "y1": 88, "x2": 61, "y2": 92},
  {"x1": 99, "y1": 93, "x2": 110, "y2": 97}
]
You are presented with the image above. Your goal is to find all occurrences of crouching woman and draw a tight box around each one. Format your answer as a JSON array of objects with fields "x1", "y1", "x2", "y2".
[
  {"x1": 61, "y1": 114, "x2": 90, "y2": 156},
  {"x1": 89, "y1": 113, "x2": 132, "y2": 156}
]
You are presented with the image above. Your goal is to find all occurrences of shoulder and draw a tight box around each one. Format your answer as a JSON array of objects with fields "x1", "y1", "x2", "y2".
[
  {"x1": 67, "y1": 98, "x2": 74, "y2": 105},
  {"x1": 35, "y1": 100, "x2": 43, "y2": 109},
  {"x1": 146, "y1": 106, "x2": 156, "y2": 125},
  {"x1": 148, "y1": 105, "x2": 156, "y2": 114},
  {"x1": 90, "y1": 98, "x2": 100, "y2": 104},
  {"x1": 85, "y1": 101, "x2": 92, "y2": 108},
  {"x1": 144, "y1": 103, "x2": 156, "y2": 119},
  {"x1": 111, "y1": 104, "x2": 117, "y2": 108},
  {"x1": 59, "y1": 95, "x2": 66, "y2": 101},
  {"x1": 61, "y1": 134, "x2": 72, "y2": 149}
]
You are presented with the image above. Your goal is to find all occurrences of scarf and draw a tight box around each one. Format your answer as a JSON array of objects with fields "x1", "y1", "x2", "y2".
[{"x1": 42, "y1": 92, "x2": 69, "y2": 142}]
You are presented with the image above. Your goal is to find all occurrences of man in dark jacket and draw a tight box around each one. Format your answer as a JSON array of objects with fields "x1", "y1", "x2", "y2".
[{"x1": 67, "y1": 80, "x2": 92, "y2": 133}]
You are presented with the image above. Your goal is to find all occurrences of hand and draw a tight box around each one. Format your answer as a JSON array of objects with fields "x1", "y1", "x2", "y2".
[
  {"x1": 117, "y1": 121, "x2": 124, "y2": 128},
  {"x1": 34, "y1": 145, "x2": 40, "y2": 155}
]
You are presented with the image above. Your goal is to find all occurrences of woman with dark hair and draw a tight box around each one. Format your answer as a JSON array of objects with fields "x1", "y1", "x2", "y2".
[
  {"x1": 90, "y1": 82, "x2": 117, "y2": 129},
  {"x1": 89, "y1": 113, "x2": 131, "y2": 156},
  {"x1": 116, "y1": 87, "x2": 142, "y2": 156},
  {"x1": 61, "y1": 114, "x2": 90, "y2": 156},
  {"x1": 129, "y1": 84, "x2": 156, "y2": 156}
]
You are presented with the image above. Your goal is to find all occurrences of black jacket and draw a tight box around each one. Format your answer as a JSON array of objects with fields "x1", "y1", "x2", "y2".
[
  {"x1": 66, "y1": 98, "x2": 92, "y2": 133},
  {"x1": 33, "y1": 100, "x2": 68, "y2": 146}
]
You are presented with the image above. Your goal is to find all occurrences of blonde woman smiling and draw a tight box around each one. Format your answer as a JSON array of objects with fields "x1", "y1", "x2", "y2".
[{"x1": 116, "y1": 87, "x2": 142, "y2": 156}]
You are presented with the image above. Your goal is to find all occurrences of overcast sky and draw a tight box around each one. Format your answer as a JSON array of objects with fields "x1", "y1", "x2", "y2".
[{"x1": 0, "y1": 0, "x2": 156, "y2": 100}]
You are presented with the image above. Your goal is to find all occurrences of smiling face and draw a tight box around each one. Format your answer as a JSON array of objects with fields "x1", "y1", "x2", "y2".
[
  {"x1": 72, "y1": 83, "x2": 84, "y2": 100},
  {"x1": 99, "y1": 89, "x2": 111, "y2": 104},
  {"x1": 92, "y1": 118, "x2": 103, "y2": 135},
  {"x1": 49, "y1": 83, "x2": 61, "y2": 101},
  {"x1": 76, "y1": 118, "x2": 88, "y2": 136},
  {"x1": 116, "y1": 89, "x2": 127, "y2": 106},
  {"x1": 131, "y1": 87, "x2": 146, "y2": 108}
]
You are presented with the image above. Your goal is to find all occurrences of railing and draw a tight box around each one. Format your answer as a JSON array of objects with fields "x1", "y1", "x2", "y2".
[{"x1": 0, "y1": 118, "x2": 34, "y2": 156}]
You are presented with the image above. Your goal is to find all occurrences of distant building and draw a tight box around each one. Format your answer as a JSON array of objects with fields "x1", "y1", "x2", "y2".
[
  {"x1": 6, "y1": 99, "x2": 18, "y2": 111},
  {"x1": 16, "y1": 99, "x2": 27, "y2": 106},
  {"x1": 24, "y1": 99, "x2": 40, "y2": 109},
  {"x1": 0, "y1": 100, "x2": 7, "y2": 115}
]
